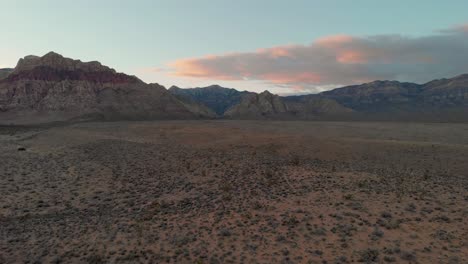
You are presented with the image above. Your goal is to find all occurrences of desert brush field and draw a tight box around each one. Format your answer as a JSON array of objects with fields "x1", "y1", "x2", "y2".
[{"x1": 1, "y1": 121, "x2": 467, "y2": 263}]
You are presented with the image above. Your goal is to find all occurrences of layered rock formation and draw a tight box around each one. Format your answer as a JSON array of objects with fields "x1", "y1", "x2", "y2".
[{"x1": 0, "y1": 52, "x2": 212, "y2": 124}]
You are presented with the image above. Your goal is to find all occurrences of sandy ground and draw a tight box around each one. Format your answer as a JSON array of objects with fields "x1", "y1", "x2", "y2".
[{"x1": 1, "y1": 120, "x2": 467, "y2": 263}]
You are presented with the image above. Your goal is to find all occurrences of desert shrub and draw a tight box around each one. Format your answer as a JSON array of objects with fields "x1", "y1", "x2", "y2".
[{"x1": 358, "y1": 248, "x2": 380, "y2": 263}]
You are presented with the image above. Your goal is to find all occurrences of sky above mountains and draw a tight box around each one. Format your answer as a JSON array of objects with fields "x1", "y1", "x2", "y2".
[{"x1": 1, "y1": 0, "x2": 468, "y2": 94}]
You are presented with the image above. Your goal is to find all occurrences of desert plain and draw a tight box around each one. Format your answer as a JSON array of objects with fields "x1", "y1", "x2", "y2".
[{"x1": 0, "y1": 120, "x2": 467, "y2": 263}]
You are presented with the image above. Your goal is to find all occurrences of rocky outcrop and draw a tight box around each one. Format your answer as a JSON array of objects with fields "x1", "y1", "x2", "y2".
[
  {"x1": 6, "y1": 52, "x2": 142, "y2": 84},
  {"x1": 0, "y1": 52, "x2": 211, "y2": 124},
  {"x1": 224, "y1": 91, "x2": 289, "y2": 119}
]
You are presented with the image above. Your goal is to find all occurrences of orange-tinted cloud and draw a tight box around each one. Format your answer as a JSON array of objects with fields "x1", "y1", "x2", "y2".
[
  {"x1": 169, "y1": 56, "x2": 238, "y2": 80},
  {"x1": 167, "y1": 24, "x2": 468, "y2": 91}
]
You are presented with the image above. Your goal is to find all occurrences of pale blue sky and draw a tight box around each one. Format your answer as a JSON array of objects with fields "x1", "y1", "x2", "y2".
[{"x1": 1, "y1": 0, "x2": 468, "y2": 93}]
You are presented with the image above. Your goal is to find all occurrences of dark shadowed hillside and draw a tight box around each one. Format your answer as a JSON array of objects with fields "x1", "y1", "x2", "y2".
[
  {"x1": 0, "y1": 68, "x2": 14, "y2": 80},
  {"x1": 319, "y1": 81, "x2": 424, "y2": 112},
  {"x1": 283, "y1": 94, "x2": 354, "y2": 118},
  {"x1": 169, "y1": 85, "x2": 251, "y2": 115}
]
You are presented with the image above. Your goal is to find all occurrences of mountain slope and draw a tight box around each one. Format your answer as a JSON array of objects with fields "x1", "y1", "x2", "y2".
[
  {"x1": 170, "y1": 92, "x2": 218, "y2": 118},
  {"x1": 0, "y1": 68, "x2": 13, "y2": 80},
  {"x1": 283, "y1": 95, "x2": 354, "y2": 118},
  {"x1": 420, "y1": 74, "x2": 468, "y2": 107},
  {"x1": 0, "y1": 52, "x2": 210, "y2": 124},
  {"x1": 320, "y1": 80, "x2": 424, "y2": 112}
]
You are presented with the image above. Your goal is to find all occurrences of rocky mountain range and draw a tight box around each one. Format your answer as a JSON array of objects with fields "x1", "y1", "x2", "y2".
[
  {"x1": 174, "y1": 77, "x2": 468, "y2": 121},
  {"x1": 169, "y1": 86, "x2": 354, "y2": 119},
  {"x1": 314, "y1": 77, "x2": 468, "y2": 121},
  {"x1": 1, "y1": 52, "x2": 467, "y2": 123}
]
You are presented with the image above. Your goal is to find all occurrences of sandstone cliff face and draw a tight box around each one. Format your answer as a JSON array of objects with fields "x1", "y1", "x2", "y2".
[{"x1": 0, "y1": 52, "x2": 208, "y2": 124}]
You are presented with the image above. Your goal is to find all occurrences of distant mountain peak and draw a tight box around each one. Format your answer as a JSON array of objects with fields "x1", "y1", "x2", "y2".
[
  {"x1": 206, "y1": 84, "x2": 223, "y2": 88},
  {"x1": 43, "y1": 51, "x2": 62, "y2": 57},
  {"x1": 260, "y1": 90, "x2": 273, "y2": 96}
]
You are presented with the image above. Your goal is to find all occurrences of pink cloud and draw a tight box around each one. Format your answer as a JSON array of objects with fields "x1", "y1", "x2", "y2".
[
  {"x1": 166, "y1": 24, "x2": 468, "y2": 91},
  {"x1": 169, "y1": 56, "x2": 238, "y2": 80}
]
